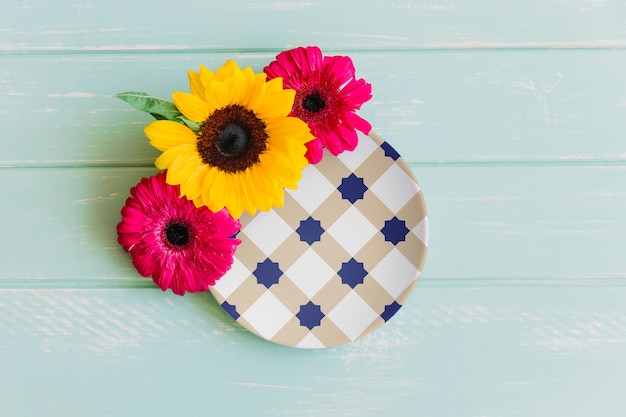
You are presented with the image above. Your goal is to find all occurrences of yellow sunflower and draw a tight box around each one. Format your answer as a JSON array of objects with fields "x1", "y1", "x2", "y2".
[{"x1": 144, "y1": 60, "x2": 313, "y2": 218}]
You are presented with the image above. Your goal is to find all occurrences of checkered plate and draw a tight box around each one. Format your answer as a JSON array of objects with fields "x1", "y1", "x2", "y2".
[{"x1": 209, "y1": 132, "x2": 428, "y2": 348}]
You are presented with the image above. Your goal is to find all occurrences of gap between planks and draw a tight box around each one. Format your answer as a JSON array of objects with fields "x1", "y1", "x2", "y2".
[
  {"x1": 2, "y1": 160, "x2": 626, "y2": 170},
  {"x1": 1, "y1": 277, "x2": 626, "y2": 290},
  {"x1": 2, "y1": 42, "x2": 626, "y2": 55}
]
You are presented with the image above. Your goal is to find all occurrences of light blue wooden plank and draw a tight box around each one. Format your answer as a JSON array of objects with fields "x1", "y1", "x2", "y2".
[
  {"x1": 420, "y1": 164, "x2": 626, "y2": 281},
  {"x1": 0, "y1": 285, "x2": 624, "y2": 417},
  {"x1": 1, "y1": 0, "x2": 625, "y2": 51},
  {"x1": 2, "y1": 50, "x2": 626, "y2": 165},
  {"x1": 0, "y1": 1, "x2": 623, "y2": 417},
  {"x1": 1, "y1": 165, "x2": 624, "y2": 284},
  {"x1": 0, "y1": 167, "x2": 157, "y2": 282}
]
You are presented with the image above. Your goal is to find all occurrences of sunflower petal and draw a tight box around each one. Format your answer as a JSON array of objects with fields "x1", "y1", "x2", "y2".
[
  {"x1": 198, "y1": 166, "x2": 227, "y2": 213},
  {"x1": 223, "y1": 67, "x2": 246, "y2": 105},
  {"x1": 204, "y1": 80, "x2": 229, "y2": 111},
  {"x1": 145, "y1": 59, "x2": 317, "y2": 216},
  {"x1": 178, "y1": 163, "x2": 207, "y2": 201},
  {"x1": 237, "y1": 68, "x2": 265, "y2": 108},
  {"x1": 188, "y1": 69, "x2": 205, "y2": 100},
  {"x1": 248, "y1": 161, "x2": 281, "y2": 200},
  {"x1": 167, "y1": 153, "x2": 203, "y2": 188},
  {"x1": 198, "y1": 64, "x2": 217, "y2": 94},
  {"x1": 173, "y1": 91, "x2": 210, "y2": 123},
  {"x1": 240, "y1": 170, "x2": 264, "y2": 215},
  {"x1": 154, "y1": 144, "x2": 197, "y2": 171},
  {"x1": 222, "y1": 175, "x2": 243, "y2": 219},
  {"x1": 265, "y1": 117, "x2": 313, "y2": 150},
  {"x1": 255, "y1": 85, "x2": 295, "y2": 119},
  {"x1": 144, "y1": 120, "x2": 197, "y2": 151},
  {"x1": 216, "y1": 60, "x2": 241, "y2": 81}
]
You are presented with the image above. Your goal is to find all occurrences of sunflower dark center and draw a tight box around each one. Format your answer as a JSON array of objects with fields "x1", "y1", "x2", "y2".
[
  {"x1": 216, "y1": 123, "x2": 250, "y2": 157},
  {"x1": 302, "y1": 93, "x2": 326, "y2": 113},
  {"x1": 197, "y1": 104, "x2": 268, "y2": 173},
  {"x1": 165, "y1": 222, "x2": 190, "y2": 247}
]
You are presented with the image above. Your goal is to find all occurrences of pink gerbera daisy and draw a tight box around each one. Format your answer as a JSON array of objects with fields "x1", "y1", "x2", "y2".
[
  {"x1": 264, "y1": 45, "x2": 373, "y2": 164},
  {"x1": 117, "y1": 172, "x2": 241, "y2": 295}
]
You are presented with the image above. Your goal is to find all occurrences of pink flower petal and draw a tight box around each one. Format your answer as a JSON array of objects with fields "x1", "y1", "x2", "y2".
[
  {"x1": 322, "y1": 55, "x2": 355, "y2": 87},
  {"x1": 264, "y1": 46, "x2": 373, "y2": 163},
  {"x1": 117, "y1": 172, "x2": 241, "y2": 295},
  {"x1": 343, "y1": 111, "x2": 372, "y2": 135},
  {"x1": 337, "y1": 122, "x2": 359, "y2": 151},
  {"x1": 304, "y1": 139, "x2": 324, "y2": 164},
  {"x1": 320, "y1": 127, "x2": 346, "y2": 156},
  {"x1": 338, "y1": 78, "x2": 373, "y2": 110},
  {"x1": 131, "y1": 247, "x2": 156, "y2": 277}
]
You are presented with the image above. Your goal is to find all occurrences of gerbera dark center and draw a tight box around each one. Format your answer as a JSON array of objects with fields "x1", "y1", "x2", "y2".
[
  {"x1": 216, "y1": 123, "x2": 249, "y2": 157},
  {"x1": 302, "y1": 93, "x2": 325, "y2": 113},
  {"x1": 294, "y1": 86, "x2": 332, "y2": 124},
  {"x1": 197, "y1": 104, "x2": 268, "y2": 173},
  {"x1": 165, "y1": 222, "x2": 189, "y2": 247}
]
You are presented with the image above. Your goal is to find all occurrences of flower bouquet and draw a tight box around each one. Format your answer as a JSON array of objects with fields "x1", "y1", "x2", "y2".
[{"x1": 115, "y1": 46, "x2": 427, "y2": 348}]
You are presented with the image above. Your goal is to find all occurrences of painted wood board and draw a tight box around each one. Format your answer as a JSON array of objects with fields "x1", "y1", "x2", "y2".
[
  {"x1": 0, "y1": 286, "x2": 624, "y2": 417},
  {"x1": 2, "y1": 50, "x2": 626, "y2": 166},
  {"x1": 1, "y1": 0, "x2": 625, "y2": 51},
  {"x1": 1, "y1": 165, "x2": 624, "y2": 284},
  {"x1": 1, "y1": 0, "x2": 625, "y2": 415}
]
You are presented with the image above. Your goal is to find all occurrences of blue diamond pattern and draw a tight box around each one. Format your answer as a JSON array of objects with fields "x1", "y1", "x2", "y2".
[
  {"x1": 381, "y1": 217, "x2": 409, "y2": 245},
  {"x1": 338, "y1": 173, "x2": 368, "y2": 204},
  {"x1": 381, "y1": 301, "x2": 402, "y2": 322},
  {"x1": 338, "y1": 258, "x2": 368, "y2": 288},
  {"x1": 296, "y1": 216, "x2": 324, "y2": 245},
  {"x1": 381, "y1": 141, "x2": 400, "y2": 160},
  {"x1": 221, "y1": 301, "x2": 240, "y2": 320},
  {"x1": 296, "y1": 301, "x2": 325, "y2": 330},
  {"x1": 253, "y1": 258, "x2": 283, "y2": 288}
]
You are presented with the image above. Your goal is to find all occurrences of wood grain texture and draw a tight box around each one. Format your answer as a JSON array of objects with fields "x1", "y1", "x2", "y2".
[
  {"x1": 1, "y1": 165, "x2": 625, "y2": 285},
  {"x1": 2, "y1": 51, "x2": 626, "y2": 165},
  {"x1": 0, "y1": 286, "x2": 625, "y2": 417},
  {"x1": 1, "y1": 0, "x2": 625, "y2": 51},
  {"x1": 1, "y1": 0, "x2": 625, "y2": 415}
]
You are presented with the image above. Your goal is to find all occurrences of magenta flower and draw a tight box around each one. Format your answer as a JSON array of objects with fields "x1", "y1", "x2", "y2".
[
  {"x1": 117, "y1": 172, "x2": 241, "y2": 295},
  {"x1": 264, "y1": 46, "x2": 372, "y2": 164}
]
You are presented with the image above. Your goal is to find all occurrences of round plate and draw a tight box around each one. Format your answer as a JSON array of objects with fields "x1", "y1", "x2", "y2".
[{"x1": 209, "y1": 132, "x2": 428, "y2": 348}]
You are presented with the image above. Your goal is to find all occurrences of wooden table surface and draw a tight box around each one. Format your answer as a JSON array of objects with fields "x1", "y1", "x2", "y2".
[{"x1": 1, "y1": 1, "x2": 625, "y2": 416}]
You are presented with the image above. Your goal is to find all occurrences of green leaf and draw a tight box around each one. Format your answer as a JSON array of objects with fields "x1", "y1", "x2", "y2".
[
  {"x1": 115, "y1": 91, "x2": 201, "y2": 132},
  {"x1": 115, "y1": 91, "x2": 179, "y2": 119}
]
